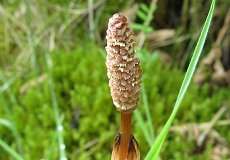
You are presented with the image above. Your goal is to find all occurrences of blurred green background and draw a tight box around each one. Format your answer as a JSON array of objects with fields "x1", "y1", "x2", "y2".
[{"x1": 0, "y1": 0, "x2": 229, "y2": 159}]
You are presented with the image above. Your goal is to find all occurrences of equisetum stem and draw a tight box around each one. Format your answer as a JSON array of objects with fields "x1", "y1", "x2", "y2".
[{"x1": 119, "y1": 111, "x2": 132, "y2": 160}]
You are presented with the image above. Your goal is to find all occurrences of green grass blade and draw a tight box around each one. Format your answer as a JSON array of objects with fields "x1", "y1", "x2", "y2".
[
  {"x1": 131, "y1": 23, "x2": 153, "y2": 33},
  {"x1": 0, "y1": 75, "x2": 24, "y2": 155},
  {"x1": 144, "y1": 0, "x2": 216, "y2": 159},
  {"x1": 45, "y1": 53, "x2": 67, "y2": 160},
  {"x1": 140, "y1": 4, "x2": 150, "y2": 13},
  {"x1": 137, "y1": 10, "x2": 148, "y2": 21},
  {"x1": 134, "y1": 110, "x2": 152, "y2": 146},
  {"x1": 142, "y1": 85, "x2": 154, "y2": 142},
  {"x1": 0, "y1": 138, "x2": 24, "y2": 160},
  {"x1": 0, "y1": 118, "x2": 13, "y2": 130},
  {"x1": 0, "y1": 118, "x2": 23, "y2": 154},
  {"x1": 0, "y1": 78, "x2": 15, "y2": 93}
]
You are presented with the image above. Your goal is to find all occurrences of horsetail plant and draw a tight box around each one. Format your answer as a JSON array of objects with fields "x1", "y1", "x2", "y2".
[
  {"x1": 106, "y1": 14, "x2": 141, "y2": 160},
  {"x1": 106, "y1": 0, "x2": 216, "y2": 159}
]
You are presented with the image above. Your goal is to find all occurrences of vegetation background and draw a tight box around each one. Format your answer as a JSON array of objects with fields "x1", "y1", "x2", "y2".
[{"x1": 0, "y1": 0, "x2": 229, "y2": 159}]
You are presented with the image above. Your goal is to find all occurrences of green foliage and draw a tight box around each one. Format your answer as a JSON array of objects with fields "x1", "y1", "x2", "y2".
[
  {"x1": 137, "y1": 51, "x2": 230, "y2": 160},
  {"x1": 0, "y1": 42, "x2": 229, "y2": 159},
  {"x1": 131, "y1": 2, "x2": 157, "y2": 33},
  {"x1": 0, "y1": 0, "x2": 229, "y2": 159}
]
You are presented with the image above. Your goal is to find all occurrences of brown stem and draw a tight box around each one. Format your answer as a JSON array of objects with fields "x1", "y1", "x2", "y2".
[{"x1": 119, "y1": 111, "x2": 132, "y2": 160}]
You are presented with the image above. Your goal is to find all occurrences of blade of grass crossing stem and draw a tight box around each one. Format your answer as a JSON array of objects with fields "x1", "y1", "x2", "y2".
[
  {"x1": 142, "y1": 85, "x2": 154, "y2": 142},
  {"x1": 45, "y1": 53, "x2": 67, "y2": 160},
  {"x1": 134, "y1": 111, "x2": 152, "y2": 146},
  {"x1": 0, "y1": 138, "x2": 24, "y2": 160},
  {"x1": 0, "y1": 119, "x2": 19, "y2": 141},
  {"x1": 145, "y1": 0, "x2": 216, "y2": 159}
]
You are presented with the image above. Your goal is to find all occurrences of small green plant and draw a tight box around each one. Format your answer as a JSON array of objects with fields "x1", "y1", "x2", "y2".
[{"x1": 131, "y1": 0, "x2": 157, "y2": 48}]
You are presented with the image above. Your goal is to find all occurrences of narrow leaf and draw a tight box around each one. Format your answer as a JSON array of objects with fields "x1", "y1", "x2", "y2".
[
  {"x1": 142, "y1": 85, "x2": 154, "y2": 142},
  {"x1": 134, "y1": 110, "x2": 152, "y2": 146},
  {"x1": 0, "y1": 139, "x2": 24, "y2": 160},
  {"x1": 137, "y1": 10, "x2": 148, "y2": 21},
  {"x1": 140, "y1": 4, "x2": 150, "y2": 13},
  {"x1": 131, "y1": 23, "x2": 152, "y2": 33}
]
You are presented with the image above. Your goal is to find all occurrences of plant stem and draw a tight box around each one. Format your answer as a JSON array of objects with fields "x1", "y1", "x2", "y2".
[{"x1": 119, "y1": 112, "x2": 132, "y2": 160}]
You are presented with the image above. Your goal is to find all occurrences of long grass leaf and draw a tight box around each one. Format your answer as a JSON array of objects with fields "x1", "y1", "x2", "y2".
[
  {"x1": 144, "y1": 0, "x2": 216, "y2": 159},
  {"x1": 137, "y1": 10, "x2": 148, "y2": 21},
  {"x1": 45, "y1": 53, "x2": 67, "y2": 160},
  {"x1": 140, "y1": 4, "x2": 150, "y2": 13},
  {"x1": 0, "y1": 139, "x2": 24, "y2": 160},
  {"x1": 134, "y1": 110, "x2": 152, "y2": 146},
  {"x1": 142, "y1": 85, "x2": 154, "y2": 142},
  {"x1": 0, "y1": 118, "x2": 15, "y2": 132}
]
